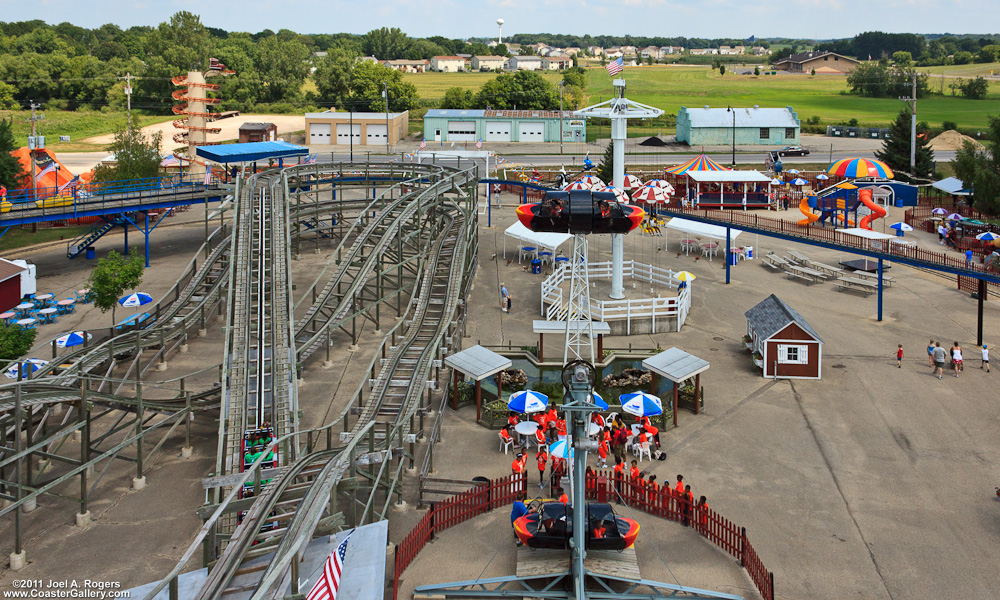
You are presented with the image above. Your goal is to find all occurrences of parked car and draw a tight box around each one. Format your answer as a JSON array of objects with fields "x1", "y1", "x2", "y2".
[{"x1": 777, "y1": 146, "x2": 809, "y2": 157}]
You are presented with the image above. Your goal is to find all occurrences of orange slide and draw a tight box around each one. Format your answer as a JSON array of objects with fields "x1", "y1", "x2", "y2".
[
  {"x1": 797, "y1": 196, "x2": 819, "y2": 226},
  {"x1": 858, "y1": 188, "x2": 887, "y2": 230}
]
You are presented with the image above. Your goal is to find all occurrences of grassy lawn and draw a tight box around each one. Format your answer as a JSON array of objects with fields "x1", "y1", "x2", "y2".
[
  {"x1": 583, "y1": 65, "x2": 1000, "y2": 130},
  {"x1": 0, "y1": 225, "x2": 90, "y2": 253},
  {"x1": 922, "y1": 62, "x2": 1000, "y2": 77},
  {"x1": 1, "y1": 109, "x2": 176, "y2": 152},
  {"x1": 401, "y1": 71, "x2": 564, "y2": 100}
]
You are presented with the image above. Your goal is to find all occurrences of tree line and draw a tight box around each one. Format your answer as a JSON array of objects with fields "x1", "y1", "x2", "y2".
[{"x1": 815, "y1": 31, "x2": 1000, "y2": 67}]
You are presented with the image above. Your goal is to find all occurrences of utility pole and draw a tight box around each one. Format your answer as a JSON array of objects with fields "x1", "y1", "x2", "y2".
[
  {"x1": 382, "y1": 82, "x2": 389, "y2": 156},
  {"x1": 899, "y1": 72, "x2": 917, "y2": 172},
  {"x1": 559, "y1": 81, "x2": 564, "y2": 156},
  {"x1": 120, "y1": 72, "x2": 134, "y2": 126},
  {"x1": 27, "y1": 101, "x2": 44, "y2": 202}
]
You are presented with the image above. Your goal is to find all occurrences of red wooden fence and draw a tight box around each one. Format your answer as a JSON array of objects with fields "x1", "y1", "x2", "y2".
[{"x1": 393, "y1": 471, "x2": 775, "y2": 600}]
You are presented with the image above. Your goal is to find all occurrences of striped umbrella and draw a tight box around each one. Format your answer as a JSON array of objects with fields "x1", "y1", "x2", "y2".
[
  {"x1": 591, "y1": 391, "x2": 609, "y2": 411},
  {"x1": 4, "y1": 358, "x2": 48, "y2": 379},
  {"x1": 931, "y1": 207, "x2": 948, "y2": 215},
  {"x1": 620, "y1": 391, "x2": 663, "y2": 417},
  {"x1": 600, "y1": 185, "x2": 629, "y2": 203},
  {"x1": 890, "y1": 222, "x2": 913, "y2": 232},
  {"x1": 664, "y1": 154, "x2": 731, "y2": 175},
  {"x1": 815, "y1": 173, "x2": 830, "y2": 181},
  {"x1": 631, "y1": 185, "x2": 667, "y2": 204},
  {"x1": 55, "y1": 331, "x2": 92, "y2": 348},
  {"x1": 976, "y1": 231, "x2": 1000, "y2": 242},
  {"x1": 119, "y1": 292, "x2": 153, "y2": 308},
  {"x1": 770, "y1": 178, "x2": 783, "y2": 185},
  {"x1": 786, "y1": 168, "x2": 800, "y2": 175},
  {"x1": 947, "y1": 213, "x2": 964, "y2": 221},
  {"x1": 826, "y1": 158, "x2": 894, "y2": 179},
  {"x1": 675, "y1": 271, "x2": 696, "y2": 282},
  {"x1": 577, "y1": 175, "x2": 605, "y2": 189},
  {"x1": 620, "y1": 174, "x2": 644, "y2": 190},
  {"x1": 549, "y1": 439, "x2": 574, "y2": 460},
  {"x1": 564, "y1": 181, "x2": 591, "y2": 191},
  {"x1": 507, "y1": 390, "x2": 549, "y2": 414},
  {"x1": 789, "y1": 178, "x2": 809, "y2": 186},
  {"x1": 643, "y1": 179, "x2": 673, "y2": 192}
]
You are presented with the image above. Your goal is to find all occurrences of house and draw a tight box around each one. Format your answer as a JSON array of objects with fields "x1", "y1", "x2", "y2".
[
  {"x1": 358, "y1": 56, "x2": 378, "y2": 64},
  {"x1": 0, "y1": 258, "x2": 30, "y2": 312},
  {"x1": 506, "y1": 43, "x2": 522, "y2": 55},
  {"x1": 305, "y1": 110, "x2": 409, "y2": 146},
  {"x1": 719, "y1": 45, "x2": 745, "y2": 55},
  {"x1": 587, "y1": 46, "x2": 604, "y2": 56},
  {"x1": 772, "y1": 51, "x2": 861, "y2": 74},
  {"x1": 676, "y1": 105, "x2": 801, "y2": 146},
  {"x1": 508, "y1": 56, "x2": 542, "y2": 71},
  {"x1": 541, "y1": 56, "x2": 572, "y2": 70},
  {"x1": 690, "y1": 48, "x2": 718, "y2": 55},
  {"x1": 604, "y1": 47, "x2": 623, "y2": 59},
  {"x1": 471, "y1": 56, "x2": 505, "y2": 71},
  {"x1": 431, "y1": 56, "x2": 466, "y2": 72},
  {"x1": 564, "y1": 47, "x2": 580, "y2": 56},
  {"x1": 238, "y1": 122, "x2": 277, "y2": 143},
  {"x1": 640, "y1": 46, "x2": 663, "y2": 60},
  {"x1": 750, "y1": 46, "x2": 771, "y2": 56},
  {"x1": 744, "y1": 294, "x2": 823, "y2": 379},
  {"x1": 620, "y1": 46, "x2": 637, "y2": 57},
  {"x1": 385, "y1": 59, "x2": 430, "y2": 73},
  {"x1": 661, "y1": 46, "x2": 683, "y2": 55}
]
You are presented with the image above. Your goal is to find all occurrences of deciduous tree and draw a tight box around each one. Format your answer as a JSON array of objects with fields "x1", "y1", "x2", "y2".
[
  {"x1": 348, "y1": 61, "x2": 418, "y2": 112},
  {"x1": 91, "y1": 121, "x2": 162, "y2": 184},
  {"x1": 0, "y1": 323, "x2": 37, "y2": 362},
  {"x1": 88, "y1": 247, "x2": 145, "y2": 325}
]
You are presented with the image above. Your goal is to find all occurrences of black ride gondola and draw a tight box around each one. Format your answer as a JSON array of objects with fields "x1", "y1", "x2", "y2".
[
  {"x1": 513, "y1": 501, "x2": 640, "y2": 551},
  {"x1": 516, "y1": 190, "x2": 645, "y2": 235}
]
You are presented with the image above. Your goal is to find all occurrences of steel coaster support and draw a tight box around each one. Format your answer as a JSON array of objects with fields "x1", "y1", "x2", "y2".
[
  {"x1": 877, "y1": 258, "x2": 884, "y2": 322},
  {"x1": 565, "y1": 234, "x2": 595, "y2": 364}
]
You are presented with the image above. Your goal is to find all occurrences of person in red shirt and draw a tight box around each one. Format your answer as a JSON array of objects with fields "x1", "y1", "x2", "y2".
[
  {"x1": 535, "y1": 448, "x2": 548, "y2": 487},
  {"x1": 674, "y1": 474, "x2": 685, "y2": 496},
  {"x1": 644, "y1": 422, "x2": 661, "y2": 449},
  {"x1": 546, "y1": 407, "x2": 558, "y2": 425},
  {"x1": 512, "y1": 453, "x2": 525, "y2": 475},
  {"x1": 612, "y1": 457, "x2": 625, "y2": 502},
  {"x1": 557, "y1": 487, "x2": 569, "y2": 504},
  {"x1": 597, "y1": 437, "x2": 609, "y2": 468},
  {"x1": 591, "y1": 412, "x2": 605, "y2": 428},
  {"x1": 896, "y1": 344, "x2": 903, "y2": 368},
  {"x1": 534, "y1": 411, "x2": 547, "y2": 431},
  {"x1": 683, "y1": 484, "x2": 694, "y2": 525},
  {"x1": 629, "y1": 460, "x2": 640, "y2": 482},
  {"x1": 697, "y1": 495, "x2": 709, "y2": 531},
  {"x1": 534, "y1": 428, "x2": 547, "y2": 447},
  {"x1": 508, "y1": 411, "x2": 520, "y2": 427},
  {"x1": 556, "y1": 417, "x2": 568, "y2": 440},
  {"x1": 500, "y1": 427, "x2": 513, "y2": 444}
]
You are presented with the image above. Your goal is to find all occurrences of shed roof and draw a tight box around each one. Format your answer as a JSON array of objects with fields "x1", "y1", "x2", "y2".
[
  {"x1": 686, "y1": 170, "x2": 772, "y2": 183},
  {"x1": 774, "y1": 51, "x2": 859, "y2": 65},
  {"x1": 745, "y1": 294, "x2": 822, "y2": 343},
  {"x1": 0, "y1": 258, "x2": 26, "y2": 284},
  {"x1": 532, "y1": 320, "x2": 612, "y2": 335},
  {"x1": 681, "y1": 106, "x2": 798, "y2": 129},
  {"x1": 931, "y1": 177, "x2": 971, "y2": 196},
  {"x1": 484, "y1": 110, "x2": 572, "y2": 119},
  {"x1": 642, "y1": 347, "x2": 710, "y2": 383},
  {"x1": 424, "y1": 109, "x2": 486, "y2": 118},
  {"x1": 444, "y1": 345, "x2": 512, "y2": 381},
  {"x1": 239, "y1": 122, "x2": 275, "y2": 131},
  {"x1": 195, "y1": 141, "x2": 307, "y2": 164}
]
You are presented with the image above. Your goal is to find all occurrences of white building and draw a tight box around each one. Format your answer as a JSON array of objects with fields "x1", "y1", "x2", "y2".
[
  {"x1": 431, "y1": 56, "x2": 466, "y2": 72},
  {"x1": 508, "y1": 56, "x2": 542, "y2": 71},
  {"x1": 690, "y1": 48, "x2": 718, "y2": 55},
  {"x1": 719, "y1": 46, "x2": 746, "y2": 55},
  {"x1": 385, "y1": 59, "x2": 429, "y2": 73},
  {"x1": 750, "y1": 46, "x2": 772, "y2": 56},
  {"x1": 661, "y1": 46, "x2": 683, "y2": 55},
  {"x1": 541, "y1": 56, "x2": 572, "y2": 70},
  {"x1": 605, "y1": 47, "x2": 623, "y2": 59},
  {"x1": 587, "y1": 46, "x2": 604, "y2": 56},
  {"x1": 471, "y1": 55, "x2": 506, "y2": 71},
  {"x1": 640, "y1": 46, "x2": 663, "y2": 60}
]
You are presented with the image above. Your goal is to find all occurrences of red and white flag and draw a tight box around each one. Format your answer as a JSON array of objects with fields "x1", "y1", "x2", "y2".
[
  {"x1": 418, "y1": 140, "x2": 427, "y2": 150},
  {"x1": 307, "y1": 533, "x2": 351, "y2": 600},
  {"x1": 476, "y1": 139, "x2": 483, "y2": 149},
  {"x1": 606, "y1": 57, "x2": 624, "y2": 76}
]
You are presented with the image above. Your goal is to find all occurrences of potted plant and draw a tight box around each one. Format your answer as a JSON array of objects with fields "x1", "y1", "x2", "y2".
[
  {"x1": 742, "y1": 334, "x2": 753, "y2": 350},
  {"x1": 752, "y1": 351, "x2": 763, "y2": 369}
]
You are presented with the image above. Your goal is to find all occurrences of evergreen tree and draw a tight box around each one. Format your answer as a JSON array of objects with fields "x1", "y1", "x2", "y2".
[
  {"x1": 874, "y1": 108, "x2": 934, "y2": 178},
  {"x1": 596, "y1": 141, "x2": 615, "y2": 185},
  {"x1": 0, "y1": 117, "x2": 25, "y2": 191}
]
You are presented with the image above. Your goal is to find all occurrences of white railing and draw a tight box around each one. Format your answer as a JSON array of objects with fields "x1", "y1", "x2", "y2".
[{"x1": 541, "y1": 260, "x2": 692, "y2": 333}]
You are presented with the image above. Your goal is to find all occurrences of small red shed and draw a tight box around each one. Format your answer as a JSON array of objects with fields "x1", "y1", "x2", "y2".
[
  {"x1": 0, "y1": 259, "x2": 27, "y2": 313},
  {"x1": 745, "y1": 294, "x2": 823, "y2": 379}
]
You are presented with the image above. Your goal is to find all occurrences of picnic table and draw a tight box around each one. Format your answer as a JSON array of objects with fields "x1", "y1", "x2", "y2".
[
  {"x1": 77, "y1": 288, "x2": 92, "y2": 304},
  {"x1": 762, "y1": 253, "x2": 791, "y2": 270},
  {"x1": 852, "y1": 270, "x2": 894, "y2": 287},
  {"x1": 680, "y1": 239, "x2": 699, "y2": 254},
  {"x1": 15, "y1": 302, "x2": 34, "y2": 317},
  {"x1": 35, "y1": 293, "x2": 54, "y2": 306},
  {"x1": 808, "y1": 261, "x2": 847, "y2": 277},
  {"x1": 784, "y1": 264, "x2": 827, "y2": 285},
  {"x1": 56, "y1": 299, "x2": 76, "y2": 314},
  {"x1": 38, "y1": 307, "x2": 58, "y2": 324},
  {"x1": 16, "y1": 318, "x2": 36, "y2": 329},
  {"x1": 0, "y1": 311, "x2": 15, "y2": 324},
  {"x1": 787, "y1": 250, "x2": 811, "y2": 264},
  {"x1": 836, "y1": 276, "x2": 878, "y2": 297}
]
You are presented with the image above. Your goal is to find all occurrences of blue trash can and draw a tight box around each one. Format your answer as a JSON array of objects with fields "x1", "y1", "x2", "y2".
[
  {"x1": 85, "y1": 247, "x2": 96, "y2": 260},
  {"x1": 729, "y1": 252, "x2": 739, "y2": 266},
  {"x1": 531, "y1": 259, "x2": 541, "y2": 274}
]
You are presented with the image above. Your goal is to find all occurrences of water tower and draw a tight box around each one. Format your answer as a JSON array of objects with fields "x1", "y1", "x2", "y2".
[{"x1": 496, "y1": 18, "x2": 504, "y2": 45}]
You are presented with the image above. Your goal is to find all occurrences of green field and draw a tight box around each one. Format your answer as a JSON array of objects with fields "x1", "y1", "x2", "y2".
[
  {"x1": 922, "y1": 62, "x2": 1000, "y2": 77},
  {"x1": 0, "y1": 225, "x2": 90, "y2": 253},
  {"x1": 0, "y1": 109, "x2": 176, "y2": 152},
  {"x1": 401, "y1": 71, "x2": 564, "y2": 100},
  {"x1": 583, "y1": 65, "x2": 1000, "y2": 129}
]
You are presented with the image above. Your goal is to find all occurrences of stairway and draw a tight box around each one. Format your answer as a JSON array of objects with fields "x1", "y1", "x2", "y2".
[{"x1": 66, "y1": 216, "x2": 127, "y2": 258}]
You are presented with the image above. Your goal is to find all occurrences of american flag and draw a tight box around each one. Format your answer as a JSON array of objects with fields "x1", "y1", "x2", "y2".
[
  {"x1": 476, "y1": 139, "x2": 483, "y2": 149},
  {"x1": 35, "y1": 162, "x2": 58, "y2": 182},
  {"x1": 303, "y1": 154, "x2": 317, "y2": 164},
  {"x1": 606, "y1": 57, "x2": 624, "y2": 76},
  {"x1": 307, "y1": 533, "x2": 351, "y2": 600},
  {"x1": 57, "y1": 175, "x2": 80, "y2": 194},
  {"x1": 419, "y1": 140, "x2": 426, "y2": 150}
]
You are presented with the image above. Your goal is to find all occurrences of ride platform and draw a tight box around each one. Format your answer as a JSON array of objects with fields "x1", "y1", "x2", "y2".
[{"x1": 515, "y1": 546, "x2": 640, "y2": 580}]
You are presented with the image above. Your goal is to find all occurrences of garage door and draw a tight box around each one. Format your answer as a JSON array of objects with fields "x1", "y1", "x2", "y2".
[
  {"x1": 366, "y1": 124, "x2": 387, "y2": 145},
  {"x1": 518, "y1": 122, "x2": 545, "y2": 142},
  {"x1": 447, "y1": 121, "x2": 477, "y2": 142},
  {"x1": 309, "y1": 123, "x2": 331, "y2": 144},
  {"x1": 485, "y1": 121, "x2": 511, "y2": 142},
  {"x1": 335, "y1": 124, "x2": 361, "y2": 145}
]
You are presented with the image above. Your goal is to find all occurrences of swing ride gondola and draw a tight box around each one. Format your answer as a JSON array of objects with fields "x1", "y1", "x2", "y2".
[{"x1": 516, "y1": 190, "x2": 645, "y2": 235}]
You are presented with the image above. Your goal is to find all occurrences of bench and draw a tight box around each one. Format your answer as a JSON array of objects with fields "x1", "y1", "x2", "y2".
[
  {"x1": 835, "y1": 277, "x2": 878, "y2": 297},
  {"x1": 763, "y1": 253, "x2": 790, "y2": 270},
  {"x1": 787, "y1": 251, "x2": 811, "y2": 265},
  {"x1": 852, "y1": 271, "x2": 894, "y2": 287},
  {"x1": 784, "y1": 265, "x2": 825, "y2": 285},
  {"x1": 808, "y1": 261, "x2": 847, "y2": 277}
]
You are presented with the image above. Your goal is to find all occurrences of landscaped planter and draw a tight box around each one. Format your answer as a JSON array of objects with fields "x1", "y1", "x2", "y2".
[{"x1": 752, "y1": 352, "x2": 763, "y2": 369}]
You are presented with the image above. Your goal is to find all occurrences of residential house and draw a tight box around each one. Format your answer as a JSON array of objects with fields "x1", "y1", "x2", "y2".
[
  {"x1": 772, "y1": 51, "x2": 860, "y2": 74},
  {"x1": 690, "y1": 48, "x2": 718, "y2": 55},
  {"x1": 604, "y1": 47, "x2": 624, "y2": 59},
  {"x1": 471, "y1": 55, "x2": 506, "y2": 71},
  {"x1": 587, "y1": 46, "x2": 604, "y2": 56},
  {"x1": 750, "y1": 46, "x2": 771, "y2": 56},
  {"x1": 719, "y1": 46, "x2": 745, "y2": 55},
  {"x1": 541, "y1": 56, "x2": 572, "y2": 70},
  {"x1": 640, "y1": 46, "x2": 663, "y2": 60},
  {"x1": 431, "y1": 56, "x2": 466, "y2": 72},
  {"x1": 508, "y1": 56, "x2": 543, "y2": 71},
  {"x1": 661, "y1": 46, "x2": 683, "y2": 55},
  {"x1": 385, "y1": 59, "x2": 430, "y2": 73}
]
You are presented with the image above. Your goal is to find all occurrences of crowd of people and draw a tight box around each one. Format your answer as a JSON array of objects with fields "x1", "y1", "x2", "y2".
[{"x1": 926, "y1": 339, "x2": 989, "y2": 379}]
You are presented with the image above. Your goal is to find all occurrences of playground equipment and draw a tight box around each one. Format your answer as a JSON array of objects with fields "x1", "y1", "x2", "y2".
[
  {"x1": 857, "y1": 188, "x2": 887, "y2": 230},
  {"x1": 804, "y1": 182, "x2": 886, "y2": 231},
  {"x1": 172, "y1": 61, "x2": 233, "y2": 175},
  {"x1": 797, "y1": 194, "x2": 819, "y2": 226}
]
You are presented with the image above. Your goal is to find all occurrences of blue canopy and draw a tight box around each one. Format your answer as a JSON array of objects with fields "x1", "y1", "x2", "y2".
[{"x1": 196, "y1": 141, "x2": 308, "y2": 164}]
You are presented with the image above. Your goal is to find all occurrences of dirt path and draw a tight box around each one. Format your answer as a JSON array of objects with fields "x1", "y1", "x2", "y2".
[{"x1": 83, "y1": 114, "x2": 305, "y2": 151}]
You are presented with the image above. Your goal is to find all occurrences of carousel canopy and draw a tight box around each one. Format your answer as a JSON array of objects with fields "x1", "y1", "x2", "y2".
[
  {"x1": 664, "y1": 154, "x2": 731, "y2": 175},
  {"x1": 827, "y1": 158, "x2": 894, "y2": 179}
]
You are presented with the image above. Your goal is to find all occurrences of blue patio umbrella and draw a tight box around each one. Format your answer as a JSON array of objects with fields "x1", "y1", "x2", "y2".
[
  {"x1": 549, "y1": 439, "x2": 574, "y2": 460},
  {"x1": 789, "y1": 178, "x2": 809, "y2": 186},
  {"x1": 4, "y1": 358, "x2": 48, "y2": 379},
  {"x1": 55, "y1": 331, "x2": 92, "y2": 348},
  {"x1": 975, "y1": 231, "x2": 1000, "y2": 242},
  {"x1": 889, "y1": 222, "x2": 913, "y2": 232},
  {"x1": 507, "y1": 390, "x2": 549, "y2": 414},
  {"x1": 619, "y1": 391, "x2": 663, "y2": 417},
  {"x1": 119, "y1": 292, "x2": 153, "y2": 308},
  {"x1": 591, "y1": 391, "x2": 609, "y2": 411},
  {"x1": 786, "y1": 168, "x2": 800, "y2": 175}
]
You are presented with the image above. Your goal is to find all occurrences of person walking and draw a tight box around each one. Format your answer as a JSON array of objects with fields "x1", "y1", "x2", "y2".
[
  {"x1": 499, "y1": 283, "x2": 510, "y2": 312},
  {"x1": 982, "y1": 344, "x2": 990, "y2": 372},
  {"x1": 932, "y1": 342, "x2": 948, "y2": 379},
  {"x1": 937, "y1": 223, "x2": 946, "y2": 245},
  {"x1": 697, "y1": 496, "x2": 709, "y2": 533},
  {"x1": 965, "y1": 249, "x2": 974, "y2": 268},
  {"x1": 535, "y1": 447, "x2": 548, "y2": 488},
  {"x1": 952, "y1": 341, "x2": 963, "y2": 377},
  {"x1": 927, "y1": 339, "x2": 935, "y2": 369},
  {"x1": 896, "y1": 344, "x2": 903, "y2": 368}
]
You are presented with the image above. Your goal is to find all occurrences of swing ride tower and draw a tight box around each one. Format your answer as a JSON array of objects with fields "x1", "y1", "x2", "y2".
[{"x1": 574, "y1": 79, "x2": 664, "y2": 299}]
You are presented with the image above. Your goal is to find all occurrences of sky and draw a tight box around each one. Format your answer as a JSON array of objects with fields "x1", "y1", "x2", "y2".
[{"x1": 5, "y1": 0, "x2": 996, "y2": 40}]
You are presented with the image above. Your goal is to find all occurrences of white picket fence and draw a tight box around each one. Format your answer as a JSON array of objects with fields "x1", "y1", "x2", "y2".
[{"x1": 541, "y1": 260, "x2": 692, "y2": 333}]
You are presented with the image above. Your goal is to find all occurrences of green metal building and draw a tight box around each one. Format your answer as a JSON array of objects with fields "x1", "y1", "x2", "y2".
[
  {"x1": 677, "y1": 106, "x2": 800, "y2": 146},
  {"x1": 422, "y1": 109, "x2": 585, "y2": 143}
]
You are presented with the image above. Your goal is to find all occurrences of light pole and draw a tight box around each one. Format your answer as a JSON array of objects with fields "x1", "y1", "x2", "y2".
[
  {"x1": 559, "y1": 81, "x2": 564, "y2": 156},
  {"x1": 382, "y1": 82, "x2": 390, "y2": 155},
  {"x1": 726, "y1": 105, "x2": 736, "y2": 166}
]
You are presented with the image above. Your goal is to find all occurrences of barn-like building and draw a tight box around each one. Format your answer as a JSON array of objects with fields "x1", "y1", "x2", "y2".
[{"x1": 745, "y1": 294, "x2": 823, "y2": 379}]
